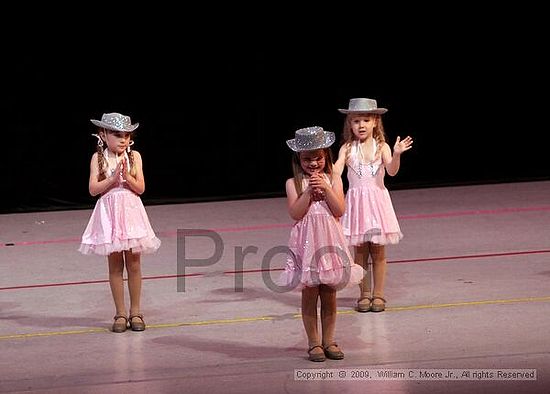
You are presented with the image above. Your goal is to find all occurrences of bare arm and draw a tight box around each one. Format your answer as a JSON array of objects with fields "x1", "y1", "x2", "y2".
[
  {"x1": 122, "y1": 150, "x2": 145, "y2": 195},
  {"x1": 286, "y1": 178, "x2": 313, "y2": 221},
  {"x1": 382, "y1": 136, "x2": 413, "y2": 176},
  {"x1": 333, "y1": 144, "x2": 348, "y2": 177}
]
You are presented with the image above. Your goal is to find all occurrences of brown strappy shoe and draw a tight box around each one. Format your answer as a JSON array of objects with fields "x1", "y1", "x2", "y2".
[
  {"x1": 357, "y1": 295, "x2": 372, "y2": 312},
  {"x1": 323, "y1": 343, "x2": 345, "y2": 360},
  {"x1": 112, "y1": 315, "x2": 128, "y2": 333},
  {"x1": 307, "y1": 345, "x2": 326, "y2": 362},
  {"x1": 370, "y1": 296, "x2": 386, "y2": 312},
  {"x1": 129, "y1": 314, "x2": 146, "y2": 331}
]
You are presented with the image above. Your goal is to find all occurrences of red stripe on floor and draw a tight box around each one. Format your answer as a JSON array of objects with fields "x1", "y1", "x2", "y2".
[
  {"x1": 3, "y1": 205, "x2": 550, "y2": 247},
  {"x1": 2, "y1": 250, "x2": 549, "y2": 291}
]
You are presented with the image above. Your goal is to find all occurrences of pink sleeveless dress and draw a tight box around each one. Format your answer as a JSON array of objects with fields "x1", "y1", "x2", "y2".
[
  {"x1": 278, "y1": 175, "x2": 365, "y2": 290},
  {"x1": 78, "y1": 151, "x2": 161, "y2": 256},
  {"x1": 342, "y1": 141, "x2": 403, "y2": 246}
]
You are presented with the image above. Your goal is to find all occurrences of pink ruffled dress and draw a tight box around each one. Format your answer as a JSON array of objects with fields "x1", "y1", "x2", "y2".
[
  {"x1": 341, "y1": 140, "x2": 403, "y2": 246},
  {"x1": 278, "y1": 175, "x2": 365, "y2": 290},
  {"x1": 78, "y1": 151, "x2": 161, "y2": 256}
]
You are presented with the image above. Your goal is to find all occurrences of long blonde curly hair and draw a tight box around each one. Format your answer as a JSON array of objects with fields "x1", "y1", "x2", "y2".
[{"x1": 340, "y1": 114, "x2": 387, "y2": 163}]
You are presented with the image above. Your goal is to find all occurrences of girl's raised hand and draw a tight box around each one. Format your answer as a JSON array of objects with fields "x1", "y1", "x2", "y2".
[{"x1": 394, "y1": 136, "x2": 413, "y2": 154}]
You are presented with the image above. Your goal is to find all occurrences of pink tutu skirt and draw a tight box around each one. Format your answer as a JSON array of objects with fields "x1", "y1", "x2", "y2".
[
  {"x1": 277, "y1": 205, "x2": 365, "y2": 291},
  {"x1": 342, "y1": 186, "x2": 403, "y2": 246},
  {"x1": 79, "y1": 187, "x2": 161, "y2": 256}
]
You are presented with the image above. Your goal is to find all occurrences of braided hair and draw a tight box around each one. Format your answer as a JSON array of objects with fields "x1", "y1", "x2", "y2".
[
  {"x1": 94, "y1": 129, "x2": 136, "y2": 180},
  {"x1": 96, "y1": 142, "x2": 107, "y2": 181}
]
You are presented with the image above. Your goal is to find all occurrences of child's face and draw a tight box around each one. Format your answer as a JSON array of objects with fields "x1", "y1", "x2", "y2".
[
  {"x1": 100, "y1": 129, "x2": 132, "y2": 155},
  {"x1": 350, "y1": 115, "x2": 376, "y2": 141},
  {"x1": 299, "y1": 149, "x2": 326, "y2": 176}
]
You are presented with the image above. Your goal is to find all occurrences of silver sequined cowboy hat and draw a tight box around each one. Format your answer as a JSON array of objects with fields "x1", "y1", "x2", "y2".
[
  {"x1": 90, "y1": 112, "x2": 139, "y2": 132},
  {"x1": 286, "y1": 126, "x2": 335, "y2": 152},
  {"x1": 338, "y1": 98, "x2": 388, "y2": 114}
]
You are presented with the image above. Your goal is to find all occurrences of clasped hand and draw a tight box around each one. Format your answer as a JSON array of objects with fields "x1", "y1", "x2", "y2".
[
  {"x1": 113, "y1": 159, "x2": 129, "y2": 183},
  {"x1": 308, "y1": 173, "x2": 329, "y2": 201}
]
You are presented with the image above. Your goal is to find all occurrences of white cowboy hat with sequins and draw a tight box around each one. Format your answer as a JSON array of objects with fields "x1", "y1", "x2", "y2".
[
  {"x1": 90, "y1": 112, "x2": 139, "y2": 132},
  {"x1": 338, "y1": 98, "x2": 388, "y2": 114},
  {"x1": 286, "y1": 126, "x2": 335, "y2": 152}
]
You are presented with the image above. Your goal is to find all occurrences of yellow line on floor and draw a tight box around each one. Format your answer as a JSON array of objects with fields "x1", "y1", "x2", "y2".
[
  {"x1": 151, "y1": 316, "x2": 275, "y2": 329},
  {"x1": 337, "y1": 295, "x2": 550, "y2": 315},
  {"x1": 2, "y1": 296, "x2": 549, "y2": 340},
  {"x1": 0, "y1": 328, "x2": 109, "y2": 340}
]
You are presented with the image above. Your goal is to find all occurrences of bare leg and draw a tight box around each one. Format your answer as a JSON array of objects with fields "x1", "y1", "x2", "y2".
[
  {"x1": 319, "y1": 285, "x2": 337, "y2": 346},
  {"x1": 320, "y1": 285, "x2": 344, "y2": 358},
  {"x1": 355, "y1": 244, "x2": 372, "y2": 312},
  {"x1": 370, "y1": 244, "x2": 387, "y2": 311},
  {"x1": 302, "y1": 286, "x2": 323, "y2": 356},
  {"x1": 125, "y1": 250, "x2": 145, "y2": 331},
  {"x1": 108, "y1": 252, "x2": 126, "y2": 323},
  {"x1": 125, "y1": 250, "x2": 142, "y2": 318}
]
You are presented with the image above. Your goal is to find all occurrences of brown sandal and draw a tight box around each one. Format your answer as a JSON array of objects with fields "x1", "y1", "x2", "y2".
[
  {"x1": 112, "y1": 315, "x2": 128, "y2": 333},
  {"x1": 357, "y1": 295, "x2": 372, "y2": 312},
  {"x1": 323, "y1": 343, "x2": 345, "y2": 360},
  {"x1": 371, "y1": 296, "x2": 386, "y2": 312},
  {"x1": 307, "y1": 345, "x2": 326, "y2": 362},
  {"x1": 129, "y1": 314, "x2": 146, "y2": 331}
]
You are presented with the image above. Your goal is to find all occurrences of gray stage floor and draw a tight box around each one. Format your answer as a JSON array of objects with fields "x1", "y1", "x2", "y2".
[{"x1": 1, "y1": 181, "x2": 549, "y2": 393}]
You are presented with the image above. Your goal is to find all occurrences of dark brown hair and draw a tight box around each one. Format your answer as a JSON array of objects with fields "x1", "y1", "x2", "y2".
[{"x1": 291, "y1": 148, "x2": 333, "y2": 195}]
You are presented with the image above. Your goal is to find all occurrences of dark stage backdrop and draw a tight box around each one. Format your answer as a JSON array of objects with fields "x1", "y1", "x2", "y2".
[{"x1": 2, "y1": 48, "x2": 548, "y2": 213}]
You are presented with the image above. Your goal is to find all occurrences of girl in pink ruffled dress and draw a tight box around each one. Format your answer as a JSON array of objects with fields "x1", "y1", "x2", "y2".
[
  {"x1": 279, "y1": 126, "x2": 365, "y2": 362},
  {"x1": 79, "y1": 113, "x2": 161, "y2": 333},
  {"x1": 334, "y1": 98, "x2": 413, "y2": 313}
]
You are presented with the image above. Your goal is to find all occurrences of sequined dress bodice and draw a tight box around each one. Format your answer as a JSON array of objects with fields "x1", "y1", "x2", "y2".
[{"x1": 346, "y1": 140, "x2": 385, "y2": 188}]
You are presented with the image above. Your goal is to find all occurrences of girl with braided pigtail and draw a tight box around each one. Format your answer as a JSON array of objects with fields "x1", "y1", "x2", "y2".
[{"x1": 79, "y1": 112, "x2": 161, "y2": 333}]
